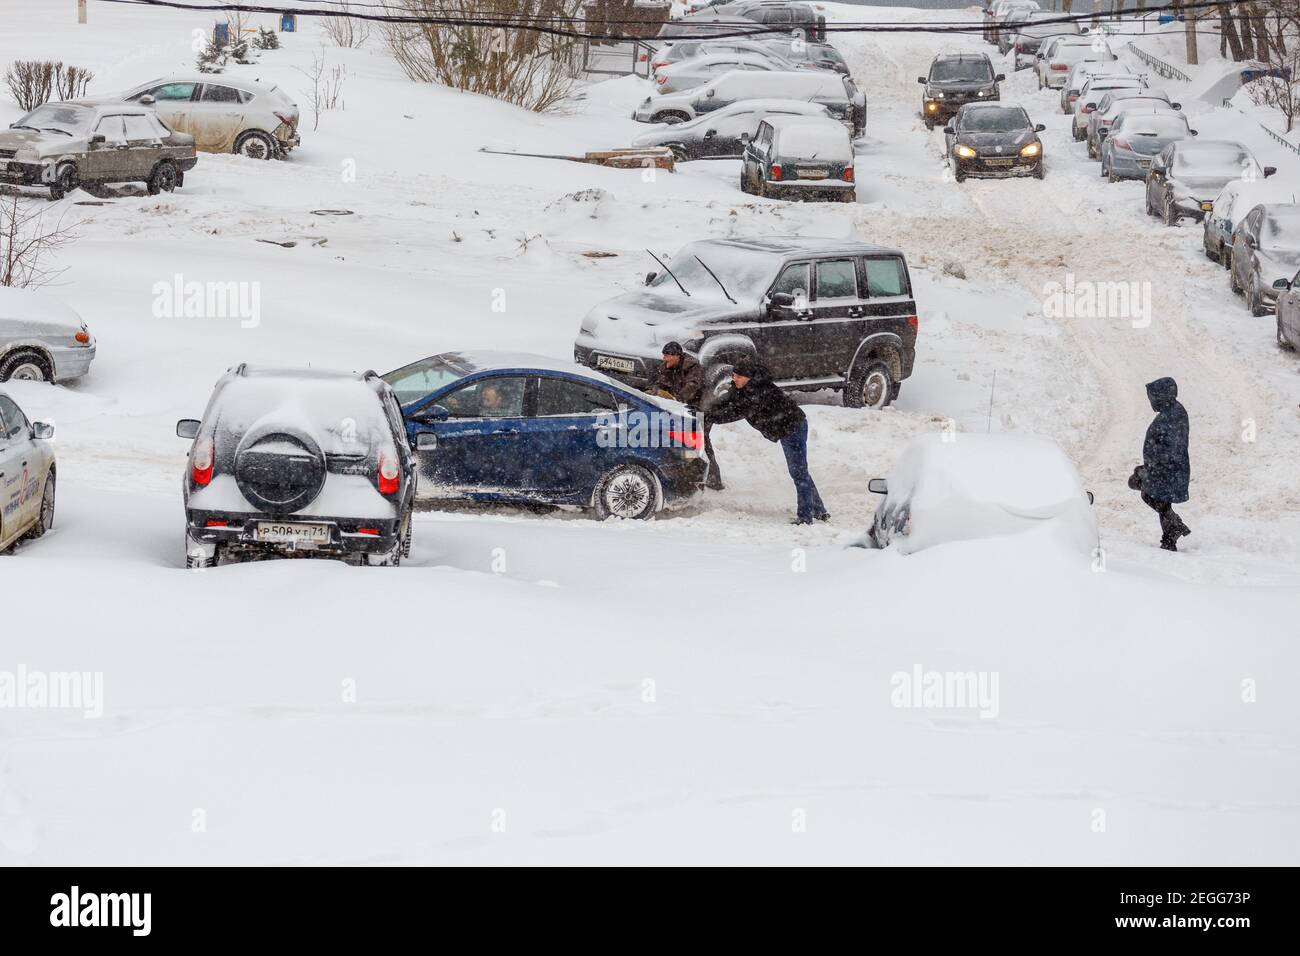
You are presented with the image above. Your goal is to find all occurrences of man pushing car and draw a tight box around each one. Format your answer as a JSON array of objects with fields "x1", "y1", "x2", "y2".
[{"x1": 647, "y1": 342, "x2": 724, "y2": 490}]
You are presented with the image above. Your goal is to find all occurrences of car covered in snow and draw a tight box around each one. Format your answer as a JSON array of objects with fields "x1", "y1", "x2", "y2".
[
  {"x1": 0, "y1": 286, "x2": 96, "y2": 383},
  {"x1": 918, "y1": 53, "x2": 1004, "y2": 129},
  {"x1": 176, "y1": 366, "x2": 416, "y2": 568},
  {"x1": 944, "y1": 103, "x2": 1045, "y2": 181},
  {"x1": 0, "y1": 99, "x2": 196, "y2": 199},
  {"x1": 1084, "y1": 90, "x2": 1180, "y2": 158},
  {"x1": 1007, "y1": 13, "x2": 1083, "y2": 70},
  {"x1": 1202, "y1": 177, "x2": 1300, "y2": 265},
  {"x1": 1099, "y1": 110, "x2": 1195, "y2": 182},
  {"x1": 983, "y1": 0, "x2": 1040, "y2": 45},
  {"x1": 740, "y1": 115, "x2": 855, "y2": 201},
  {"x1": 863, "y1": 434, "x2": 1098, "y2": 556},
  {"x1": 382, "y1": 351, "x2": 707, "y2": 520},
  {"x1": 1228, "y1": 203, "x2": 1300, "y2": 315},
  {"x1": 1061, "y1": 61, "x2": 1135, "y2": 114},
  {"x1": 759, "y1": 38, "x2": 851, "y2": 75},
  {"x1": 632, "y1": 98, "x2": 832, "y2": 160},
  {"x1": 649, "y1": 38, "x2": 784, "y2": 74},
  {"x1": 1071, "y1": 73, "x2": 1148, "y2": 139},
  {"x1": 1033, "y1": 35, "x2": 1113, "y2": 90},
  {"x1": 653, "y1": 51, "x2": 790, "y2": 95},
  {"x1": 1145, "y1": 139, "x2": 1275, "y2": 226},
  {"x1": 1274, "y1": 262, "x2": 1300, "y2": 350},
  {"x1": 0, "y1": 390, "x2": 56, "y2": 553},
  {"x1": 632, "y1": 69, "x2": 866, "y2": 137},
  {"x1": 575, "y1": 236, "x2": 917, "y2": 410},
  {"x1": 123, "y1": 74, "x2": 300, "y2": 159}
]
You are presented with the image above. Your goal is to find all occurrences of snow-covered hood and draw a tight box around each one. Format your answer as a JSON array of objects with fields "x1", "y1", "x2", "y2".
[
  {"x1": 580, "y1": 289, "x2": 755, "y2": 347},
  {"x1": 0, "y1": 127, "x2": 87, "y2": 160},
  {"x1": 927, "y1": 79, "x2": 994, "y2": 94},
  {"x1": 1256, "y1": 249, "x2": 1300, "y2": 282},
  {"x1": 0, "y1": 287, "x2": 86, "y2": 336},
  {"x1": 955, "y1": 129, "x2": 1035, "y2": 152}
]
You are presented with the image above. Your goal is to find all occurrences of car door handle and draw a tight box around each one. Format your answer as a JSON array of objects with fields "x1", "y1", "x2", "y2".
[{"x1": 847, "y1": 307, "x2": 865, "y2": 317}]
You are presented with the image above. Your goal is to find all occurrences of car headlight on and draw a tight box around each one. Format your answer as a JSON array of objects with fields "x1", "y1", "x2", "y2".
[
  {"x1": 1020, "y1": 142, "x2": 1041, "y2": 157},
  {"x1": 954, "y1": 144, "x2": 977, "y2": 159},
  {"x1": 926, "y1": 101, "x2": 940, "y2": 113},
  {"x1": 928, "y1": 89, "x2": 944, "y2": 98}
]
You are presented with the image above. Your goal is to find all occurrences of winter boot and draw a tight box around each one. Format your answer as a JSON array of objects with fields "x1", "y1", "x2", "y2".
[
  {"x1": 1172, "y1": 513, "x2": 1191, "y2": 539},
  {"x1": 1160, "y1": 535, "x2": 1178, "y2": 552}
]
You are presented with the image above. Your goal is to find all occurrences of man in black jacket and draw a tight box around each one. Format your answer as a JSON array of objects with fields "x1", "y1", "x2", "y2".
[
  {"x1": 1135, "y1": 376, "x2": 1191, "y2": 551},
  {"x1": 648, "y1": 342, "x2": 724, "y2": 490},
  {"x1": 712, "y1": 356, "x2": 829, "y2": 524}
]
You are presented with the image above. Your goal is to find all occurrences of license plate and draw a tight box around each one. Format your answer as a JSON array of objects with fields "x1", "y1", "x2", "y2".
[
  {"x1": 798, "y1": 168, "x2": 830, "y2": 179},
  {"x1": 984, "y1": 158, "x2": 1014, "y2": 167},
  {"x1": 1138, "y1": 159, "x2": 1151, "y2": 168},
  {"x1": 255, "y1": 521, "x2": 330, "y2": 545},
  {"x1": 596, "y1": 355, "x2": 635, "y2": 373}
]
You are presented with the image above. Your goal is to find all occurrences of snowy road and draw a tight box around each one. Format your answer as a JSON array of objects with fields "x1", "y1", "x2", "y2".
[{"x1": 1, "y1": 3, "x2": 1298, "y2": 865}]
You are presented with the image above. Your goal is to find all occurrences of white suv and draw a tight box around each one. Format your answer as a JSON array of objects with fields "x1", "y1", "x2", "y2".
[{"x1": 122, "y1": 74, "x2": 300, "y2": 159}]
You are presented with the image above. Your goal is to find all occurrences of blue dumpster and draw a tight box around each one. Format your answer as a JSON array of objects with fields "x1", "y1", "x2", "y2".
[
  {"x1": 213, "y1": 22, "x2": 229, "y2": 47},
  {"x1": 280, "y1": 14, "x2": 297, "y2": 32}
]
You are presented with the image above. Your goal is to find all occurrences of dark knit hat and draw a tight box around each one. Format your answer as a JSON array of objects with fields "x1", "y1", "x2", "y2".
[
  {"x1": 661, "y1": 341, "x2": 684, "y2": 357},
  {"x1": 731, "y1": 356, "x2": 758, "y2": 379}
]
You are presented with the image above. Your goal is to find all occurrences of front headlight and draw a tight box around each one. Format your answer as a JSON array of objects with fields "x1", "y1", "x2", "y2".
[
  {"x1": 1020, "y1": 142, "x2": 1041, "y2": 157},
  {"x1": 928, "y1": 89, "x2": 944, "y2": 98},
  {"x1": 954, "y1": 144, "x2": 977, "y2": 159}
]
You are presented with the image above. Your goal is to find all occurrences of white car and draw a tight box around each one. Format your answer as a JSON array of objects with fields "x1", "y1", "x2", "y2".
[
  {"x1": 0, "y1": 286, "x2": 96, "y2": 384},
  {"x1": 1034, "y1": 35, "x2": 1114, "y2": 90},
  {"x1": 864, "y1": 434, "x2": 1098, "y2": 556},
  {"x1": 0, "y1": 389, "x2": 56, "y2": 552},
  {"x1": 984, "y1": 0, "x2": 1040, "y2": 45},
  {"x1": 650, "y1": 38, "x2": 787, "y2": 73},
  {"x1": 654, "y1": 52, "x2": 787, "y2": 94},
  {"x1": 122, "y1": 74, "x2": 300, "y2": 159},
  {"x1": 1203, "y1": 178, "x2": 1300, "y2": 265},
  {"x1": 1061, "y1": 61, "x2": 1134, "y2": 113},
  {"x1": 1072, "y1": 73, "x2": 1147, "y2": 140}
]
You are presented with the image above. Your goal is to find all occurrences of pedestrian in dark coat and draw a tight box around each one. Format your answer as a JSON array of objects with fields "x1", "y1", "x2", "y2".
[
  {"x1": 1133, "y1": 376, "x2": 1191, "y2": 551},
  {"x1": 648, "y1": 342, "x2": 724, "y2": 490},
  {"x1": 713, "y1": 356, "x2": 829, "y2": 524}
]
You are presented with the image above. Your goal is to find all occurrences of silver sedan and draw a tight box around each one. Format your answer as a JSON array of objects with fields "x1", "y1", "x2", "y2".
[
  {"x1": 0, "y1": 286, "x2": 96, "y2": 382},
  {"x1": 0, "y1": 389, "x2": 56, "y2": 551}
]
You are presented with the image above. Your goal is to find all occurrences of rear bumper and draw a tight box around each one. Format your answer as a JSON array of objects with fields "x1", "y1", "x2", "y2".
[
  {"x1": 658, "y1": 456, "x2": 709, "y2": 507},
  {"x1": 50, "y1": 343, "x2": 96, "y2": 382},
  {"x1": 764, "y1": 179, "x2": 855, "y2": 198},
  {"x1": 1106, "y1": 151, "x2": 1152, "y2": 179},
  {"x1": 185, "y1": 510, "x2": 401, "y2": 556}
]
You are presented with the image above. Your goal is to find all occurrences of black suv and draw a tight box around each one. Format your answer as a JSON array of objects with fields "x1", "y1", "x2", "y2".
[
  {"x1": 919, "y1": 53, "x2": 1004, "y2": 129},
  {"x1": 574, "y1": 237, "x2": 917, "y2": 410},
  {"x1": 176, "y1": 366, "x2": 416, "y2": 568}
]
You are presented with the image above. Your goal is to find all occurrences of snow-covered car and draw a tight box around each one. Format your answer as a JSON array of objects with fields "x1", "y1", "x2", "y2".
[
  {"x1": 575, "y1": 236, "x2": 917, "y2": 409},
  {"x1": 651, "y1": 38, "x2": 789, "y2": 74},
  {"x1": 1085, "y1": 91, "x2": 1180, "y2": 158},
  {"x1": 1275, "y1": 263, "x2": 1300, "y2": 350},
  {"x1": 1202, "y1": 178, "x2": 1300, "y2": 265},
  {"x1": 740, "y1": 115, "x2": 855, "y2": 201},
  {"x1": 1100, "y1": 111, "x2": 1195, "y2": 183},
  {"x1": 1033, "y1": 35, "x2": 1112, "y2": 90},
  {"x1": 918, "y1": 53, "x2": 1004, "y2": 129},
  {"x1": 123, "y1": 74, "x2": 300, "y2": 159},
  {"x1": 383, "y1": 351, "x2": 707, "y2": 520},
  {"x1": 759, "y1": 38, "x2": 850, "y2": 74},
  {"x1": 0, "y1": 390, "x2": 56, "y2": 552},
  {"x1": 864, "y1": 434, "x2": 1098, "y2": 556},
  {"x1": 984, "y1": 0, "x2": 1039, "y2": 45},
  {"x1": 0, "y1": 99, "x2": 196, "y2": 200},
  {"x1": 654, "y1": 52, "x2": 788, "y2": 94},
  {"x1": 1061, "y1": 62, "x2": 1135, "y2": 114},
  {"x1": 1071, "y1": 73, "x2": 1149, "y2": 139},
  {"x1": 632, "y1": 98, "x2": 832, "y2": 160},
  {"x1": 657, "y1": 12, "x2": 767, "y2": 40},
  {"x1": 0, "y1": 286, "x2": 96, "y2": 383},
  {"x1": 632, "y1": 69, "x2": 865, "y2": 137},
  {"x1": 718, "y1": 0, "x2": 826, "y2": 42},
  {"x1": 176, "y1": 366, "x2": 416, "y2": 569},
  {"x1": 1228, "y1": 203, "x2": 1300, "y2": 315},
  {"x1": 944, "y1": 103, "x2": 1045, "y2": 182},
  {"x1": 1145, "y1": 139, "x2": 1275, "y2": 226},
  {"x1": 1008, "y1": 14, "x2": 1084, "y2": 70}
]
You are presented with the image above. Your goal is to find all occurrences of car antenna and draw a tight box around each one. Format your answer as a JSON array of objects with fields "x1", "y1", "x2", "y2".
[
  {"x1": 693, "y1": 255, "x2": 737, "y2": 304},
  {"x1": 645, "y1": 249, "x2": 690, "y2": 297}
]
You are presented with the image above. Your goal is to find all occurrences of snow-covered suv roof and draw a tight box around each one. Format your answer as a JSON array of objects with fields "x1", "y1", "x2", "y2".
[{"x1": 702, "y1": 236, "x2": 903, "y2": 258}]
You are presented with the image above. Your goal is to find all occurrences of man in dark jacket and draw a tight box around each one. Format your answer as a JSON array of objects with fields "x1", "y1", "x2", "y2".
[
  {"x1": 648, "y1": 342, "x2": 724, "y2": 490},
  {"x1": 1136, "y1": 376, "x2": 1191, "y2": 551},
  {"x1": 712, "y1": 356, "x2": 829, "y2": 524}
]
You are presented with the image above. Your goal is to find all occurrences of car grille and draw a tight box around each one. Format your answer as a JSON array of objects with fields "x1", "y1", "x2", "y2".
[{"x1": 0, "y1": 149, "x2": 17, "y2": 159}]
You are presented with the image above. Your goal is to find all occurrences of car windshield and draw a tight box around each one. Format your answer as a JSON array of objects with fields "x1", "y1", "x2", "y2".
[
  {"x1": 382, "y1": 354, "x2": 474, "y2": 405},
  {"x1": 1173, "y1": 145, "x2": 1254, "y2": 177},
  {"x1": 649, "y1": 245, "x2": 781, "y2": 299},
  {"x1": 1261, "y1": 207, "x2": 1300, "y2": 249},
  {"x1": 1118, "y1": 115, "x2": 1188, "y2": 138},
  {"x1": 958, "y1": 107, "x2": 1028, "y2": 132},
  {"x1": 13, "y1": 103, "x2": 92, "y2": 135},
  {"x1": 931, "y1": 59, "x2": 992, "y2": 83}
]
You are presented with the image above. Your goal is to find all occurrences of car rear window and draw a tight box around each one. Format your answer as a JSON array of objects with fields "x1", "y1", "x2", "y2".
[
  {"x1": 865, "y1": 258, "x2": 907, "y2": 297},
  {"x1": 536, "y1": 377, "x2": 618, "y2": 416},
  {"x1": 816, "y1": 260, "x2": 858, "y2": 299},
  {"x1": 777, "y1": 123, "x2": 850, "y2": 160},
  {"x1": 201, "y1": 84, "x2": 242, "y2": 103}
]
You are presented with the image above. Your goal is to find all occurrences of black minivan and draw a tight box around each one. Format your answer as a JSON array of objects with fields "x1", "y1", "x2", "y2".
[{"x1": 574, "y1": 236, "x2": 917, "y2": 410}]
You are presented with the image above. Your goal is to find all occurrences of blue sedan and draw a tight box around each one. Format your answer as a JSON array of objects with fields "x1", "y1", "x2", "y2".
[{"x1": 382, "y1": 351, "x2": 708, "y2": 519}]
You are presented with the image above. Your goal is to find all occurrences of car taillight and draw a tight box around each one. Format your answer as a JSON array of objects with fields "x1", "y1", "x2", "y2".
[
  {"x1": 906, "y1": 315, "x2": 918, "y2": 334},
  {"x1": 656, "y1": 74, "x2": 668, "y2": 85},
  {"x1": 771, "y1": 163, "x2": 782, "y2": 180},
  {"x1": 1051, "y1": 63, "x2": 1068, "y2": 71},
  {"x1": 652, "y1": 60, "x2": 668, "y2": 68},
  {"x1": 357, "y1": 527, "x2": 380, "y2": 536},
  {"x1": 205, "y1": 520, "x2": 227, "y2": 528},
  {"x1": 843, "y1": 166, "x2": 854, "y2": 182},
  {"x1": 1015, "y1": 42, "x2": 1025, "y2": 52},
  {"x1": 191, "y1": 438, "x2": 213, "y2": 486},
  {"x1": 1113, "y1": 137, "x2": 1131, "y2": 150},
  {"x1": 74, "y1": 330, "x2": 90, "y2": 344},
  {"x1": 1081, "y1": 104, "x2": 1095, "y2": 113},
  {"x1": 667, "y1": 429, "x2": 703, "y2": 450},
  {"x1": 378, "y1": 451, "x2": 400, "y2": 496},
  {"x1": 273, "y1": 111, "x2": 296, "y2": 128}
]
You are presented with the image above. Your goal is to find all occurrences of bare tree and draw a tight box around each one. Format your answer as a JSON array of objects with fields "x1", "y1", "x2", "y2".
[
  {"x1": 4, "y1": 61, "x2": 94, "y2": 112},
  {"x1": 1247, "y1": 1, "x2": 1300, "y2": 130},
  {"x1": 0, "y1": 194, "x2": 76, "y2": 289},
  {"x1": 323, "y1": 2, "x2": 371, "y2": 48},
  {"x1": 296, "y1": 50, "x2": 348, "y2": 131},
  {"x1": 381, "y1": 1, "x2": 585, "y2": 114}
]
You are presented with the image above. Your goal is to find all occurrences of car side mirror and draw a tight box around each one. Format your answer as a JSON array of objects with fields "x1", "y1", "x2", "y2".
[
  {"x1": 139, "y1": 94, "x2": 156, "y2": 106},
  {"x1": 415, "y1": 432, "x2": 438, "y2": 451},
  {"x1": 739, "y1": 132, "x2": 751, "y2": 143},
  {"x1": 645, "y1": 271, "x2": 657, "y2": 285},
  {"x1": 1190, "y1": 129, "x2": 1198, "y2": 136},
  {"x1": 705, "y1": 88, "x2": 715, "y2": 98},
  {"x1": 1086, "y1": 491, "x2": 1095, "y2": 505},
  {"x1": 703, "y1": 128, "x2": 717, "y2": 138},
  {"x1": 769, "y1": 292, "x2": 796, "y2": 314},
  {"x1": 176, "y1": 419, "x2": 200, "y2": 439},
  {"x1": 995, "y1": 73, "x2": 1006, "y2": 81},
  {"x1": 868, "y1": 478, "x2": 888, "y2": 495},
  {"x1": 1170, "y1": 102, "x2": 1181, "y2": 110},
  {"x1": 32, "y1": 421, "x2": 54, "y2": 440},
  {"x1": 1273, "y1": 278, "x2": 1292, "y2": 291},
  {"x1": 942, "y1": 126, "x2": 955, "y2": 135},
  {"x1": 90, "y1": 133, "x2": 106, "y2": 145},
  {"x1": 1264, "y1": 166, "x2": 1277, "y2": 178},
  {"x1": 917, "y1": 76, "x2": 926, "y2": 84},
  {"x1": 1034, "y1": 123, "x2": 1046, "y2": 132}
]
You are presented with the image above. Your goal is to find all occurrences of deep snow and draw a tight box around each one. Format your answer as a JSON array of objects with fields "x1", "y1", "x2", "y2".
[{"x1": 1, "y1": 1, "x2": 1298, "y2": 865}]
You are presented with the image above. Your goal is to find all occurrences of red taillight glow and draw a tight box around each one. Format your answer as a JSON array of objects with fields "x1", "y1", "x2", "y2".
[
  {"x1": 357, "y1": 528, "x2": 380, "y2": 536},
  {"x1": 843, "y1": 166, "x2": 854, "y2": 183},
  {"x1": 74, "y1": 330, "x2": 90, "y2": 344},
  {"x1": 273, "y1": 111, "x2": 297, "y2": 128},
  {"x1": 378, "y1": 451, "x2": 400, "y2": 496},
  {"x1": 205, "y1": 520, "x2": 227, "y2": 528},
  {"x1": 191, "y1": 438, "x2": 213, "y2": 486},
  {"x1": 656, "y1": 75, "x2": 668, "y2": 85},
  {"x1": 667, "y1": 430, "x2": 703, "y2": 450},
  {"x1": 1051, "y1": 63, "x2": 1068, "y2": 71},
  {"x1": 906, "y1": 315, "x2": 918, "y2": 334},
  {"x1": 1113, "y1": 137, "x2": 1131, "y2": 150},
  {"x1": 771, "y1": 163, "x2": 782, "y2": 180}
]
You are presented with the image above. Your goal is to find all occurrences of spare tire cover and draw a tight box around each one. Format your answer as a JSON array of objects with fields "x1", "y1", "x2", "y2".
[{"x1": 234, "y1": 425, "x2": 327, "y2": 513}]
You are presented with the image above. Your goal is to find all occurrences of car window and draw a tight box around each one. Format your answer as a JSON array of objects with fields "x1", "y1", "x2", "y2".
[
  {"x1": 441, "y1": 376, "x2": 526, "y2": 419},
  {"x1": 383, "y1": 355, "x2": 467, "y2": 405},
  {"x1": 864, "y1": 258, "x2": 907, "y2": 297},
  {"x1": 535, "y1": 377, "x2": 619, "y2": 416},
  {"x1": 149, "y1": 82, "x2": 196, "y2": 101},
  {"x1": 0, "y1": 396, "x2": 27, "y2": 441},
  {"x1": 756, "y1": 122, "x2": 773, "y2": 147},
  {"x1": 200, "y1": 84, "x2": 242, "y2": 103},
  {"x1": 95, "y1": 116, "x2": 126, "y2": 143},
  {"x1": 815, "y1": 259, "x2": 858, "y2": 300},
  {"x1": 713, "y1": 111, "x2": 756, "y2": 136},
  {"x1": 123, "y1": 114, "x2": 157, "y2": 141},
  {"x1": 148, "y1": 114, "x2": 173, "y2": 137},
  {"x1": 771, "y1": 262, "x2": 810, "y2": 304}
]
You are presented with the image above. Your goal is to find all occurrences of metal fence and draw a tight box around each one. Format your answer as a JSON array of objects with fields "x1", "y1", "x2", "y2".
[
  {"x1": 582, "y1": 39, "x2": 656, "y2": 79},
  {"x1": 1125, "y1": 42, "x2": 1191, "y2": 83}
]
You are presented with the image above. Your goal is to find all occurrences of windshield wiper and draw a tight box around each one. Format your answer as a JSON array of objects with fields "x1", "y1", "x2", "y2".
[
  {"x1": 40, "y1": 128, "x2": 73, "y2": 136},
  {"x1": 645, "y1": 249, "x2": 690, "y2": 297},
  {"x1": 693, "y1": 255, "x2": 737, "y2": 304},
  {"x1": 9, "y1": 124, "x2": 39, "y2": 132}
]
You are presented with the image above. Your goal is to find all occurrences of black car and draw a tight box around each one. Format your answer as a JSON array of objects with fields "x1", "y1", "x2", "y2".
[
  {"x1": 919, "y1": 53, "x2": 1004, "y2": 128},
  {"x1": 176, "y1": 366, "x2": 416, "y2": 568},
  {"x1": 944, "y1": 103, "x2": 1045, "y2": 181},
  {"x1": 574, "y1": 236, "x2": 918, "y2": 410},
  {"x1": 740, "y1": 115, "x2": 855, "y2": 202}
]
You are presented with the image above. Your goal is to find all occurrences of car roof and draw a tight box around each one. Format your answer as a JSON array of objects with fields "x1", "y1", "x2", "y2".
[
  {"x1": 129, "y1": 73, "x2": 271, "y2": 92},
  {"x1": 696, "y1": 235, "x2": 903, "y2": 257},
  {"x1": 53, "y1": 98, "x2": 153, "y2": 114},
  {"x1": 719, "y1": 98, "x2": 827, "y2": 113},
  {"x1": 234, "y1": 366, "x2": 376, "y2": 383},
  {"x1": 957, "y1": 101, "x2": 1024, "y2": 112},
  {"x1": 932, "y1": 53, "x2": 991, "y2": 62}
]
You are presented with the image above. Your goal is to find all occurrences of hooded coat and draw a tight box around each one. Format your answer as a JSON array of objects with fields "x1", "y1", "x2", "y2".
[{"x1": 1142, "y1": 377, "x2": 1190, "y2": 503}]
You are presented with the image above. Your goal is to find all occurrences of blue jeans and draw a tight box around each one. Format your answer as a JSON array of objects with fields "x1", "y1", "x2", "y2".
[{"x1": 779, "y1": 420, "x2": 826, "y2": 521}]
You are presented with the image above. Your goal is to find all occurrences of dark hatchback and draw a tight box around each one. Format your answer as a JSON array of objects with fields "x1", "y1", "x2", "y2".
[
  {"x1": 919, "y1": 53, "x2": 1004, "y2": 128},
  {"x1": 944, "y1": 103, "x2": 1045, "y2": 181}
]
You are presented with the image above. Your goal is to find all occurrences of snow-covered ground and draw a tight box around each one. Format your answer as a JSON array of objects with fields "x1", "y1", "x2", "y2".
[{"x1": 2, "y1": 2, "x2": 1298, "y2": 865}]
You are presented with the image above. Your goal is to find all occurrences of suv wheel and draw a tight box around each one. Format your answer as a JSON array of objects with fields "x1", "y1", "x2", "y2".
[
  {"x1": 148, "y1": 160, "x2": 179, "y2": 195},
  {"x1": 235, "y1": 130, "x2": 277, "y2": 160},
  {"x1": 844, "y1": 360, "x2": 894, "y2": 410},
  {"x1": 48, "y1": 163, "x2": 77, "y2": 200},
  {"x1": 594, "y1": 464, "x2": 658, "y2": 520},
  {"x1": 0, "y1": 349, "x2": 53, "y2": 382}
]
